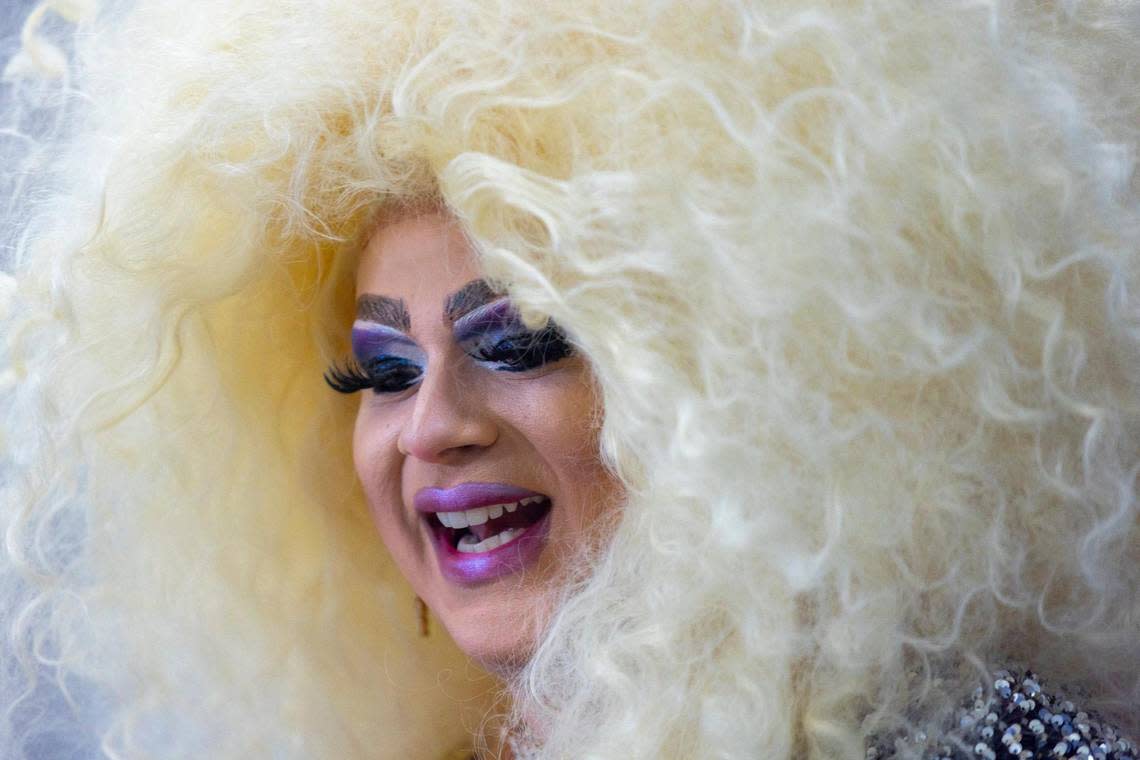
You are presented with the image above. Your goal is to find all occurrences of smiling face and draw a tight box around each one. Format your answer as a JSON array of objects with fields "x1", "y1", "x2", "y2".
[{"x1": 338, "y1": 211, "x2": 621, "y2": 671}]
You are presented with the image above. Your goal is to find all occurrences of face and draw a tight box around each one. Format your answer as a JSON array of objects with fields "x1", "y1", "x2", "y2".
[{"x1": 337, "y1": 212, "x2": 621, "y2": 671}]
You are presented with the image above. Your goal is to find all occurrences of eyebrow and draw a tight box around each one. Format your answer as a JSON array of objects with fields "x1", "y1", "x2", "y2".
[
  {"x1": 355, "y1": 279, "x2": 504, "y2": 332},
  {"x1": 355, "y1": 294, "x2": 411, "y2": 331},
  {"x1": 444, "y1": 280, "x2": 504, "y2": 323}
]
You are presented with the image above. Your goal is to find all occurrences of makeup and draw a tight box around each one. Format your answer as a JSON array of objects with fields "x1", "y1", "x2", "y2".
[
  {"x1": 320, "y1": 321, "x2": 427, "y2": 394},
  {"x1": 453, "y1": 298, "x2": 574, "y2": 372},
  {"x1": 451, "y1": 297, "x2": 518, "y2": 343},
  {"x1": 444, "y1": 279, "x2": 503, "y2": 323},
  {"x1": 351, "y1": 320, "x2": 425, "y2": 364},
  {"x1": 415, "y1": 482, "x2": 553, "y2": 584}
]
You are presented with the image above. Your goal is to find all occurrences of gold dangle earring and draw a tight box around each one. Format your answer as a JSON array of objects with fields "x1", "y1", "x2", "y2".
[{"x1": 414, "y1": 595, "x2": 431, "y2": 638}]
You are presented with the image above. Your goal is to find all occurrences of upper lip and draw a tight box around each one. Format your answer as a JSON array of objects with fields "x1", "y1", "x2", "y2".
[{"x1": 413, "y1": 482, "x2": 549, "y2": 514}]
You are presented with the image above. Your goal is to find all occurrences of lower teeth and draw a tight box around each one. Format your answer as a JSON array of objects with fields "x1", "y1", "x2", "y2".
[{"x1": 456, "y1": 527, "x2": 524, "y2": 553}]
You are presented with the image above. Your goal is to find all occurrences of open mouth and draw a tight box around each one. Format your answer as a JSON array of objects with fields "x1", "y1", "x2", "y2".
[{"x1": 431, "y1": 495, "x2": 553, "y2": 554}]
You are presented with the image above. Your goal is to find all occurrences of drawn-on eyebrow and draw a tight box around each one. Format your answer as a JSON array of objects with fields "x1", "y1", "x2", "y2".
[
  {"x1": 444, "y1": 280, "x2": 504, "y2": 323},
  {"x1": 355, "y1": 294, "x2": 411, "y2": 331}
]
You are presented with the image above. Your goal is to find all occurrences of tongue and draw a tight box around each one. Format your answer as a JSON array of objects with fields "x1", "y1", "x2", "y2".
[{"x1": 469, "y1": 504, "x2": 545, "y2": 541}]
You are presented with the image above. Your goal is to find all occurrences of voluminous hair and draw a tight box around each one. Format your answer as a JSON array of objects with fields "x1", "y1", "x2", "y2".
[{"x1": 2, "y1": 0, "x2": 1138, "y2": 757}]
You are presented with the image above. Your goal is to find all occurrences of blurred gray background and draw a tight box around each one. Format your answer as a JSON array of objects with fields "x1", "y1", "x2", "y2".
[
  {"x1": 0, "y1": 0, "x2": 40, "y2": 46},
  {"x1": 1, "y1": 0, "x2": 69, "y2": 273},
  {"x1": 0, "y1": 0, "x2": 43, "y2": 108},
  {"x1": 3, "y1": 6, "x2": 104, "y2": 760}
]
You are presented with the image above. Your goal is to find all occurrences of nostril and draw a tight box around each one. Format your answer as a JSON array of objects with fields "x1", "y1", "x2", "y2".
[{"x1": 396, "y1": 420, "x2": 498, "y2": 463}]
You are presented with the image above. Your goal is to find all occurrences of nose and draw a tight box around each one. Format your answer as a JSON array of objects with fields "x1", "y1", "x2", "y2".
[{"x1": 397, "y1": 363, "x2": 497, "y2": 462}]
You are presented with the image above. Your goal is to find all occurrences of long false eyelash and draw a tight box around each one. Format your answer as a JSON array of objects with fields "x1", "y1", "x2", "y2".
[
  {"x1": 472, "y1": 325, "x2": 575, "y2": 372},
  {"x1": 325, "y1": 356, "x2": 424, "y2": 394},
  {"x1": 324, "y1": 359, "x2": 373, "y2": 394}
]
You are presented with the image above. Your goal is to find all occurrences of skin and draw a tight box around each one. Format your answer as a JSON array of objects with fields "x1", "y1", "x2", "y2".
[{"x1": 352, "y1": 211, "x2": 623, "y2": 673}]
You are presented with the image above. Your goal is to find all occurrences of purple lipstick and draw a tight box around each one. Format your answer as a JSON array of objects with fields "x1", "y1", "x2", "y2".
[{"x1": 415, "y1": 482, "x2": 553, "y2": 584}]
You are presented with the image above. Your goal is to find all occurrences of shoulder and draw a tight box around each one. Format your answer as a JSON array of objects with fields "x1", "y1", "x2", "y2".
[{"x1": 869, "y1": 668, "x2": 1137, "y2": 760}]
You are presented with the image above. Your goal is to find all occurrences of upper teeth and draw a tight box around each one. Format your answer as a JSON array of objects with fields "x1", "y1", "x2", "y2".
[{"x1": 436, "y1": 495, "x2": 546, "y2": 529}]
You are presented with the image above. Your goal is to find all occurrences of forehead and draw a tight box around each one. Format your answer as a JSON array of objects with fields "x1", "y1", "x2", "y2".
[{"x1": 355, "y1": 212, "x2": 481, "y2": 306}]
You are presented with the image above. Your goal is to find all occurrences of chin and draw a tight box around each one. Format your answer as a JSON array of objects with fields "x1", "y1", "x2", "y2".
[{"x1": 442, "y1": 609, "x2": 537, "y2": 677}]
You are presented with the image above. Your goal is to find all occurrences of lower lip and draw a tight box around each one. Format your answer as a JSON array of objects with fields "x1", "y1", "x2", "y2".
[{"x1": 430, "y1": 509, "x2": 552, "y2": 584}]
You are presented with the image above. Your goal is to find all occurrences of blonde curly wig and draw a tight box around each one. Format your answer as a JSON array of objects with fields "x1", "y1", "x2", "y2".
[{"x1": 2, "y1": 0, "x2": 1138, "y2": 757}]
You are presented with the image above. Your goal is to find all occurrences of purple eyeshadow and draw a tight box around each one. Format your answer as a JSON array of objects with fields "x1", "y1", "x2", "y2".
[
  {"x1": 452, "y1": 298, "x2": 521, "y2": 342},
  {"x1": 351, "y1": 322, "x2": 425, "y2": 364}
]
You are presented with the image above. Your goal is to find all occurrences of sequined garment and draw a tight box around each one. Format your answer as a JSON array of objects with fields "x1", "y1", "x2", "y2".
[{"x1": 868, "y1": 669, "x2": 1137, "y2": 760}]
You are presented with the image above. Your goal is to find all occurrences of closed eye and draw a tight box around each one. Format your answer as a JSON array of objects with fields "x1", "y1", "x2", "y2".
[
  {"x1": 468, "y1": 323, "x2": 574, "y2": 372},
  {"x1": 325, "y1": 355, "x2": 423, "y2": 394}
]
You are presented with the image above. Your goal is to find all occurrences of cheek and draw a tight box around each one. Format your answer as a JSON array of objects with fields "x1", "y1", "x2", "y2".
[
  {"x1": 352, "y1": 404, "x2": 403, "y2": 526},
  {"x1": 352, "y1": 406, "x2": 432, "y2": 585},
  {"x1": 505, "y1": 369, "x2": 619, "y2": 529}
]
